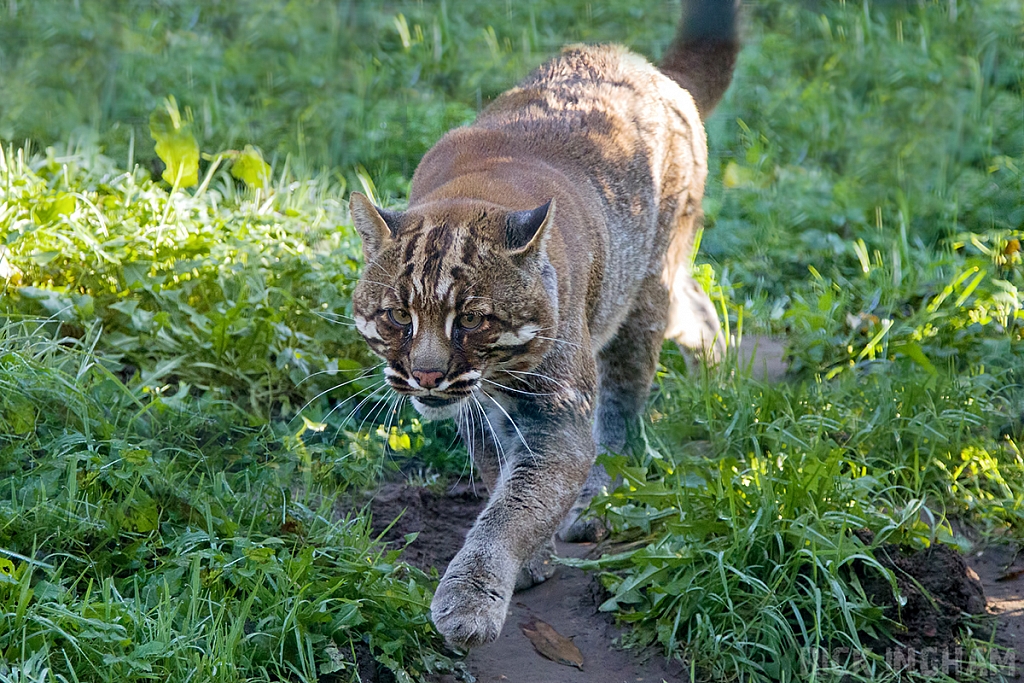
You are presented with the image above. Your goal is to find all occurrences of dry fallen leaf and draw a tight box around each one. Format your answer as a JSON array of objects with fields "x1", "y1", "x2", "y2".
[{"x1": 520, "y1": 618, "x2": 584, "y2": 670}]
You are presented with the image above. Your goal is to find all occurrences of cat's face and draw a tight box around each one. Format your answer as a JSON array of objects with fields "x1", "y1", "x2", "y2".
[{"x1": 349, "y1": 193, "x2": 558, "y2": 420}]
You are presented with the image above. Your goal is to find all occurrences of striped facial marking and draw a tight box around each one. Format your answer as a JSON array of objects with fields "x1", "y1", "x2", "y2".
[
  {"x1": 492, "y1": 324, "x2": 541, "y2": 348},
  {"x1": 354, "y1": 314, "x2": 383, "y2": 341},
  {"x1": 350, "y1": 206, "x2": 558, "y2": 421}
]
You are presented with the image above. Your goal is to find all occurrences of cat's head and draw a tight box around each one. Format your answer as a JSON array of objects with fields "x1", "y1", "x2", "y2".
[{"x1": 348, "y1": 192, "x2": 559, "y2": 420}]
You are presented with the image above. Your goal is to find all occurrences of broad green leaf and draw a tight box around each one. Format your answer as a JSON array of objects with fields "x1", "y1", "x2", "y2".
[
  {"x1": 54, "y1": 194, "x2": 77, "y2": 216},
  {"x1": 132, "y1": 641, "x2": 168, "y2": 658},
  {"x1": 4, "y1": 397, "x2": 37, "y2": 434},
  {"x1": 120, "y1": 262, "x2": 151, "y2": 288},
  {"x1": 894, "y1": 341, "x2": 938, "y2": 375},
  {"x1": 124, "y1": 449, "x2": 152, "y2": 465},
  {"x1": 25, "y1": 251, "x2": 58, "y2": 265},
  {"x1": 231, "y1": 145, "x2": 271, "y2": 188},
  {"x1": 149, "y1": 96, "x2": 199, "y2": 188},
  {"x1": 125, "y1": 493, "x2": 159, "y2": 533},
  {"x1": 320, "y1": 642, "x2": 346, "y2": 675},
  {"x1": 243, "y1": 546, "x2": 276, "y2": 564}
]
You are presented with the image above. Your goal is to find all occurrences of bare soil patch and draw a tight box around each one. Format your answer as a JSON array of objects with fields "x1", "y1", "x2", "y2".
[
  {"x1": 366, "y1": 482, "x2": 1014, "y2": 681},
  {"x1": 366, "y1": 482, "x2": 1020, "y2": 681},
  {"x1": 368, "y1": 482, "x2": 484, "y2": 572},
  {"x1": 967, "y1": 543, "x2": 1024, "y2": 676},
  {"x1": 367, "y1": 482, "x2": 683, "y2": 683},
  {"x1": 852, "y1": 532, "x2": 987, "y2": 647}
]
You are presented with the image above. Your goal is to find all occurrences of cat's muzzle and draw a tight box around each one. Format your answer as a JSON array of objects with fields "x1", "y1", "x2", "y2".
[{"x1": 410, "y1": 393, "x2": 469, "y2": 421}]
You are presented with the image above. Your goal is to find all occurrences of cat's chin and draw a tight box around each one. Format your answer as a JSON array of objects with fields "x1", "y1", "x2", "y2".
[{"x1": 410, "y1": 396, "x2": 466, "y2": 422}]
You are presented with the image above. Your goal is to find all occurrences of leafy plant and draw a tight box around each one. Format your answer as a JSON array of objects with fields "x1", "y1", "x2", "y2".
[
  {"x1": 0, "y1": 143, "x2": 373, "y2": 418},
  {"x1": 0, "y1": 324, "x2": 468, "y2": 683}
]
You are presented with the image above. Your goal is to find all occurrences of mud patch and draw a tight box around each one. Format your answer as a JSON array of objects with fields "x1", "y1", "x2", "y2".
[
  {"x1": 367, "y1": 482, "x2": 485, "y2": 572},
  {"x1": 967, "y1": 543, "x2": 1024, "y2": 659},
  {"x1": 365, "y1": 483, "x2": 684, "y2": 683},
  {"x1": 362, "y1": 482, "x2": 1008, "y2": 681},
  {"x1": 854, "y1": 533, "x2": 987, "y2": 648}
]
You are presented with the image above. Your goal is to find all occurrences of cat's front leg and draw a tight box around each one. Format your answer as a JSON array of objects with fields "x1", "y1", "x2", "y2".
[{"x1": 431, "y1": 394, "x2": 595, "y2": 647}]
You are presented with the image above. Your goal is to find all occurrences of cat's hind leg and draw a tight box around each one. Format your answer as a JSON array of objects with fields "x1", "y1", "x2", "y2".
[{"x1": 664, "y1": 265, "x2": 724, "y2": 362}]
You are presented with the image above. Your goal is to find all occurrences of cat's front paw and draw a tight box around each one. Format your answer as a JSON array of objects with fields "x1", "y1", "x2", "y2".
[
  {"x1": 557, "y1": 461, "x2": 612, "y2": 542},
  {"x1": 431, "y1": 571, "x2": 511, "y2": 648},
  {"x1": 514, "y1": 538, "x2": 556, "y2": 592},
  {"x1": 557, "y1": 508, "x2": 608, "y2": 543}
]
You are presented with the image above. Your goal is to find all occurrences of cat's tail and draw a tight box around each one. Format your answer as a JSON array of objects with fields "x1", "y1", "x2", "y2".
[{"x1": 659, "y1": 0, "x2": 740, "y2": 118}]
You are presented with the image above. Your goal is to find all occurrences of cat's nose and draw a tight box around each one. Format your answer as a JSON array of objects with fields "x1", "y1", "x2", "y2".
[{"x1": 412, "y1": 369, "x2": 445, "y2": 389}]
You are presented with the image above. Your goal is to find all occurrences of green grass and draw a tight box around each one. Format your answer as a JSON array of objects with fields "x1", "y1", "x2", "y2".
[
  {"x1": 569, "y1": 346, "x2": 1023, "y2": 680},
  {"x1": 0, "y1": 324, "x2": 468, "y2": 682},
  {"x1": 1, "y1": 0, "x2": 1023, "y2": 681},
  {"x1": 0, "y1": 142, "x2": 372, "y2": 417},
  {"x1": 0, "y1": 0, "x2": 657, "y2": 198}
]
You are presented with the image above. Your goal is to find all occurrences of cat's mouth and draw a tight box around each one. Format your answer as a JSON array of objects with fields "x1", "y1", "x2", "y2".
[
  {"x1": 415, "y1": 394, "x2": 462, "y2": 408},
  {"x1": 410, "y1": 393, "x2": 469, "y2": 421},
  {"x1": 384, "y1": 367, "x2": 482, "y2": 420}
]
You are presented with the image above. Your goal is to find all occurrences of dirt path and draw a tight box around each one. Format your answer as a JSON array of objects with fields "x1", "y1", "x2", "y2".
[
  {"x1": 363, "y1": 337, "x2": 786, "y2": 681},
  {"x1": 369, "y1": 483, "x2": 681, "y2": 682},
  {"x1": 464, "y1": 539, "x2": 683, "y2": 683},
  {"x1": 967, "y1": 544, "x2": 1024, "y2": 673},
  {"x1": 365, "y1": 336, "x2": 1024, "y2": 679},
  {"x1": 464, "y1": 335, "x2": 784, "y2": 681}
]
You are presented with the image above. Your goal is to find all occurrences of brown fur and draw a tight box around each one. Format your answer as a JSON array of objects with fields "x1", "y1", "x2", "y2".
[{"x1": 349, "y1": 0, "x2": 740, "y2": 648}]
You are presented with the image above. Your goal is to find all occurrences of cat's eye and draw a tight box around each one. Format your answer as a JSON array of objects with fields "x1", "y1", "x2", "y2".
[
  {"x1": 387, "y1": 308, "x2": 412, "y2": 327},
  {"x1": 458, "y1": 312, "x2": 483, "y2": 330}
]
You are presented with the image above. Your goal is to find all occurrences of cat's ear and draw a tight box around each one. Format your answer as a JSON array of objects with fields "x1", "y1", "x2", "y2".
[
  {"x1": 350, "y1": 192, "x2": 401, "y2": 260},
  {"x1": 505, "y1": 199, "x2": 554, "y2": 258}
]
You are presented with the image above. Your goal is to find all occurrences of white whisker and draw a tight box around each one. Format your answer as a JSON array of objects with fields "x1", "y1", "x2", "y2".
[
  {"x1": 326, "y1": 379, "x2": 388, "y2": 432},
  {"x1": 361, "y1": 278, "x2": 400, "y2": 294},
  {"x1": 534, "y1": 334, "x2": 582, "y2": 349},
  {"x1": 475, "y1": 397, "x2": 487, "y2": 489},
  {"x1": 316, "y1": 380, "x2": 390, "y2": 445},
  {"x1": 297, "y1": 361, "x2": 384, "y2": 388},
  {"x1": 480, "y1": 389, "x2": 536, "y2": 461},
  {"x1": 453, "y1": 403, "x2": 475, "y2": 494},
  {"x1": 381, "y1": 393, "x2": 404, "y2": 459},
  {"x1": 481, "y1": 377, "x2": 557, "y2": 397},
  {"x1": 356, "y1": 388, "x2": 395, "y2": 440},
  {"x1": 293, "y1": 364, "x2": 384, "y2": 418},
  {"x1": 472, "y1": 393, "x2": 508, "y2": 481},
  {"x1": 311, "y1": 309, "x2": 357, "y2": 327},
  {"x1": 504, "y1": 368, "x2": 571, "y2": 391},
  {"x1": 467, "y1": 395, "x2": 488, "y2": 496}
]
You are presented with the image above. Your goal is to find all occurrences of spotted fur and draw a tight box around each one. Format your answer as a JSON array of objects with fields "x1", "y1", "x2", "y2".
[{"x1": 349, "y1": 0, "x2": 739, "y2": 648}]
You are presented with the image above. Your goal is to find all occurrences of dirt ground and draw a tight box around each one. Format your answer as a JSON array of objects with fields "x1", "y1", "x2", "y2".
[
  {"x1": 369, "y1": 482, "x2": 684, "y2": 683},
  {"x1": 363, "y1": 337, "x2": 1024, "y2": 681},
  {"x1": 852, "y1": 530, "x2": 988, "y2": 647},
  {"x1": 967, "y1": 544, "x2": 1024, "y2": 676}
]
